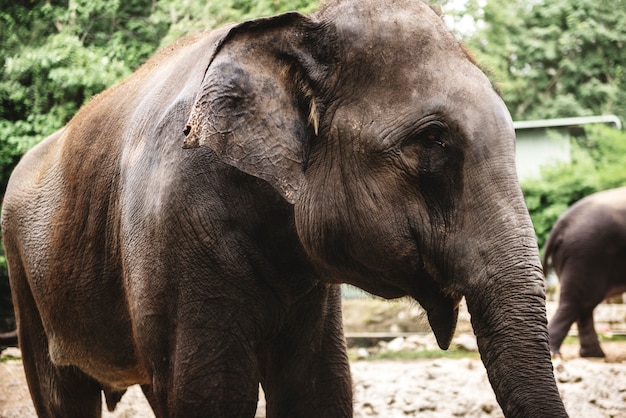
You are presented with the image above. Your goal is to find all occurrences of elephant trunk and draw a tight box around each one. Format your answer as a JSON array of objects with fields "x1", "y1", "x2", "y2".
[{"x1": 464, "y1": 250, "x2": 567, "y2": 417}]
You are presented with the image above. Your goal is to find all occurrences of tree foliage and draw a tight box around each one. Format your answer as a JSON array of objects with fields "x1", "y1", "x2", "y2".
[{"x1": 466, "y1": 0, "x2": 626, "y2": 123}]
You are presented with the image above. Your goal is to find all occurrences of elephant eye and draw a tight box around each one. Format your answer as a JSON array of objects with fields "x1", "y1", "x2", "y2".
[
  {"x1": 423, "y1": 126, "x2": 446, "y2": 148},
  {"x1": 401, "y1": 121, "x2": 449, "y2": 152}
]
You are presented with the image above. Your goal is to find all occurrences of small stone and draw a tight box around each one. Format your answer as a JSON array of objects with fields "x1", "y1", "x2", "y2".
[
  {"x1": 453, "y1": 334, "x2": 478, "y2": 352},
  {"x1": 481, "y1": 403, "x2": 496, "y2": 413},
  {"x1": 357, "y1": 348, "x2": 370, "y2": 359},
  {"x1": 387, "y1": 337, "x2": 405, "y2": 352}
]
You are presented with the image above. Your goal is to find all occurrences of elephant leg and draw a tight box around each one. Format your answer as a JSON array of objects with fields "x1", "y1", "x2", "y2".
[
  {"x1": 140, "y1": 384, "x2": 162, "y2": 418},
  {"x1": 577, "y1": 310, "x2": 605, "y2": 358},
  {"x1": 143, "y1": 318, "x2": 261, "y2": 416},
  {"x1": 21, "y1": 339, "x2": 102, "y2": 417},
  {"x1": 11, "y1": 263, "x2": 102, "y2": 417},
  {"x1": 149, "y1": 346, "x2": 260, "y2": 417},
  {"x1": 549, "y1": 263, "x2": 607, "y2": 358},
  {"x1": 547, "y1": 303, "x2": 578, "y2": 357},
  {"x1": 259, "y1": 285, "x2": 352, "y2": 418}
]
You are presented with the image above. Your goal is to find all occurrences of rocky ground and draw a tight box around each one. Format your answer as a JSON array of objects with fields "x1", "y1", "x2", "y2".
[{"x1": 2, "y1": 299, "x2": 626, "y2": 417}]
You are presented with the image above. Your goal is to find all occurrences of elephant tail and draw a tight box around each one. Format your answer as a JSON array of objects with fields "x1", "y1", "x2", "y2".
[{"x1": 542, "y1": 227, "x2": 562, "y2": 276}]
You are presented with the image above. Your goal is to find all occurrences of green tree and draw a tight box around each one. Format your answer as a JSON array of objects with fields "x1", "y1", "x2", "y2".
[
  {"x1": 466, "y1": 0, "x2": 626, "y2": 123},
  {"x1": 154, "y1": 0, "x2": 319, "y2": 47},
  {"x1": 0, "y1": 1, "x2": 168, "y2": 160}
]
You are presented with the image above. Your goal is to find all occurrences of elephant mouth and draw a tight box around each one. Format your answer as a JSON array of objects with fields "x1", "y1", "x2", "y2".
[
  {"x1": 405, "y1": 271, "x2": 463, "y2": 349},
  {"x1": 423, "y1": 291, "x2": 462, "y2": 350},
  {"x1": 338, "y1": 260, "x2": 462, "y2": 350},
  {"x1": 415, "y1": 254, "x2": 463, "y2": 349}
]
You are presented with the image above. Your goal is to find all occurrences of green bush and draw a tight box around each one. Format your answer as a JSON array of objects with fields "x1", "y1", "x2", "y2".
[{"x1": 522, "y1": 125, "x2": 626, "y2": 250}]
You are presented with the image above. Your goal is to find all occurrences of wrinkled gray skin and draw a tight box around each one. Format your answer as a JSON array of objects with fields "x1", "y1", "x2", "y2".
[
  {"x1": 546, "y1": 186, "x2": 626, "y2": 358},
  {"x1": 2, "y1": 0, "x2": 566, "y2": 417}
]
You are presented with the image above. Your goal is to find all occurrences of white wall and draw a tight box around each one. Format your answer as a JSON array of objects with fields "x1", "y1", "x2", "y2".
[{"x1": 515, "y1": 128, "x2": 571, "y2": 180}]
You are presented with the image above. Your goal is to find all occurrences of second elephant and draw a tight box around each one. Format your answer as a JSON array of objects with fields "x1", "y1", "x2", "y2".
[{"x1": 545, "y1": 186, "x2": 626, "y2": 357}]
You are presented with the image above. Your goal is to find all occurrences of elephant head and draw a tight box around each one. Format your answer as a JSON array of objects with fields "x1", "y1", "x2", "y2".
[{"x1": 184, "y1": 0, "x2": 565, "y2": 416}]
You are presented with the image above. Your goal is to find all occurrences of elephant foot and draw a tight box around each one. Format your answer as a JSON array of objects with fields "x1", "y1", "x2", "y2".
[{"x1": 580, "y1": 346, "x2": 605, "y2": 358}]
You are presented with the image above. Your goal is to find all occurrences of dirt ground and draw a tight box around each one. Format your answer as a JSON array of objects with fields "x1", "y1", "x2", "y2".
[{"x1": 2, "y1": 299, "x2": 626, "y2": 417}]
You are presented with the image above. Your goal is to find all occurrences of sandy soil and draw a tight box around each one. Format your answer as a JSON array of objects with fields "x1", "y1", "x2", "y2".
[{"x1": 2, "y1": 300, "x2": 626, "y2": 417}]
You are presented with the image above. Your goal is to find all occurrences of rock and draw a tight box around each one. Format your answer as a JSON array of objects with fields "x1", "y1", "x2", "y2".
[
  {"x1": 406, "y1": 334, "x2": 439, "y2": 351},
  {"x1": 357, "y1": 347, "x2": 370, "y2": 359},
  {"x1": 452, "y1": 333, "x2": 478, "y2": 352},
  {"x1": 386, "y1": 337, "x2": 406, "y2": 352}
]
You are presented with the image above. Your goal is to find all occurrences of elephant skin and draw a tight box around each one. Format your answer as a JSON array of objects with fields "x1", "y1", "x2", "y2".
[
  {"x1": 2, "y1": 0, "x2": 567, "y2": 417},
  {"x1": 545, "y1": 186, "x2": 626, "y2": 358}
]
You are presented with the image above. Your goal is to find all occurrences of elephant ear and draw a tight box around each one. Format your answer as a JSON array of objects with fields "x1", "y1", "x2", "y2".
[{"x1": 184, "y1": 12, "x2": 332, "y2": 204}]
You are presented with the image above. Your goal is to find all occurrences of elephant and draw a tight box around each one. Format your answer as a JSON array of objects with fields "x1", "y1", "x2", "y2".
[
  {"x1": 1, "y1": 0, "x2": 567, "y2": 417},
  {"x1": 545, "y1": 186, "x2": 626, "y2": 358}
]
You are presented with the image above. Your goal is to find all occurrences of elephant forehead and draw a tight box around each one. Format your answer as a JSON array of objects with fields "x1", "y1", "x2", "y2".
[
  {"x1": 328, "y1": 19, "x2": 488, "y2": 113},
  {"x1": 329, "y1": 63, "x2": 503, "y2": 141},
  {"x1": 325, "y1": 0, "x2": 460, "y2": 60}
]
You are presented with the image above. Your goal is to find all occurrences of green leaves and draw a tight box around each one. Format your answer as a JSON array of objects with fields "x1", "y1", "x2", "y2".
[
  {"x1": 154, "y1": 0, "x2": 319, "y2": 48},
  {"x1": 0, "y1": 1, "x2": 153, "y2": 170},
  {"x1": 467, "y1": 0, "x2": 626, "y2": 123}
]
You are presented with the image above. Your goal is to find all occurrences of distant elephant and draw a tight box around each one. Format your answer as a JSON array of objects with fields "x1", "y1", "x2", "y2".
[
  {"x1": 545, "y1": 186, "x2": 626, "y2": 358},
  {"x1": 1, "y1": 0, "x2": 566, "y2": 417}
]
